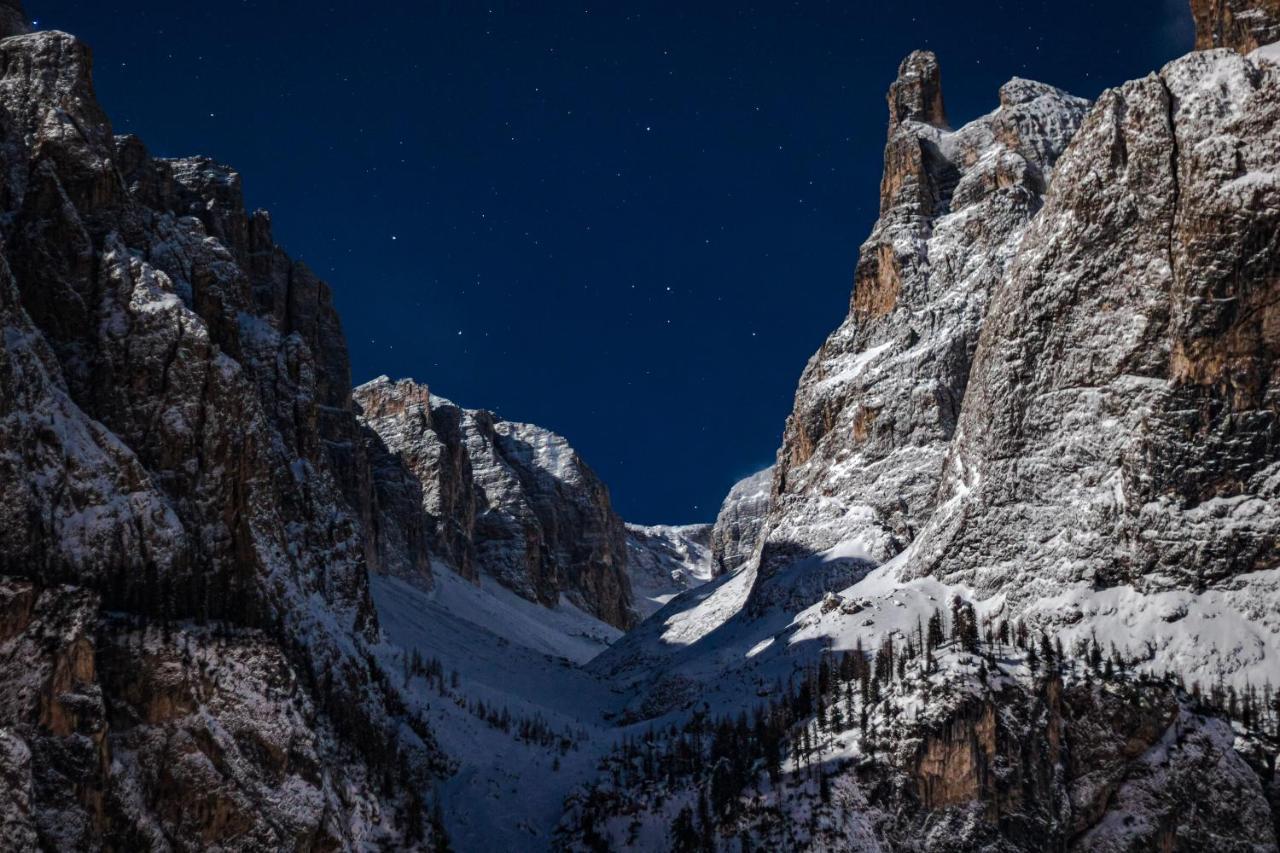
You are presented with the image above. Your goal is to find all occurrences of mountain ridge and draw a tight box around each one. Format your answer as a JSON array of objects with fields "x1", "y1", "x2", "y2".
[{"x1": 0, "y1": 0, "x2": 1278, "y2": 850}]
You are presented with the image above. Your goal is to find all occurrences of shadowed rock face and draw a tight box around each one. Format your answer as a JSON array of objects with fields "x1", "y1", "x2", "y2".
[
  {"x1": 0, "y1": 578, "x2": 395, "y2": 851},
  {"x1": 0, "y1": 0, "x2": 27, "y2": 38},
  {"x1": 356, "y1": 376, "x2": 637, "y2": 629},
  {"x1": 0, "y1": 3, "x2": 443, "y2": 846},
  {"x1": 1192, "y1": 0, "x2": 1280, "y2": 51}
]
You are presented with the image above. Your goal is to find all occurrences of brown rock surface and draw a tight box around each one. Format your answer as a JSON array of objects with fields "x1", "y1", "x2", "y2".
[
  {"x1": 1192, "y1": 0, "x2": 1280, "y2": 51},
  {"x1": 356, "y1": 376, "x2": 636, "y2": 629}
]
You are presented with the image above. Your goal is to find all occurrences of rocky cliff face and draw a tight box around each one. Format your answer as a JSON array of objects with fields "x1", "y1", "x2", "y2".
[
  {"x1": 754, "y1": 52, "x2": 1089, "y2": 605},
  {"x1": 906, "y1": 37, "x2": 1280, "y2": 690},
  {"x1": 577, "y1": 3, "x2": 1280, "y2": 850},
  {"x1": 738, "y1": 0, "x2": 1280, "y2": 688},
  {"x1": 0, "y1": 10, "x2": 443, "y2": 848},
  {"x1": 565, "y1": 648, "x2": 1276, "y2": 852},
  {"x1": 1193, "y1": 0, "x2": 1280, "y2": 51},
  {"x1": 355, "y1": 376, "x2": 636, "y2": 629},
  {"x1": 708, "y1": 466, "x2": 773, "y2": 576},
  {"x1": 0, "y1": 578, "x2": 397, "y2": 851},
  {"x1": 6, "y1": 0, "x2": 1280, "y2": 848}
]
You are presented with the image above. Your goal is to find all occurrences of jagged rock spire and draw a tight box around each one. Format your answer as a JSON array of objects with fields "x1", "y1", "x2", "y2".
[
  {"x1": 0, "y1": 0, "x2": 29, "y2": 38},
  {"x1": 1191, "y1": 0, "x2": 1280, "y2": 52},
  {"x1": 887, "y1": 50, "x2": 948, "y2": 129}
]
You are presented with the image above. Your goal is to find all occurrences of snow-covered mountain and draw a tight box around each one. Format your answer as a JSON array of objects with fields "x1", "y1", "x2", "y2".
[
  {"x1": 354, "y1": 375, "x2": 638, "y2": 629},
  {"x1": 564, "y1": 2, "x2": 1280, "y2": 849},
  {"x1": 0, "y1": 8, "x2": 445, "y2": 847},
  {"x1": 2, "y1": 0, "x2": 1280, "y2": 850}
]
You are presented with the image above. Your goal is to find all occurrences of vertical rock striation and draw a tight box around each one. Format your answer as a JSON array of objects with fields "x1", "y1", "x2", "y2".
[
  {"x1": 1192, "y1": 0, "x2": 1280, "y2": 51},
  {"x1": 753, "y1": 52, "x2": 1089, "y2": 607},
  {"x1": 0, "y1": 8, "x2": 444, "y2": 847},
  {"x1": 908, "y1": 42, "x2": 1280, "y2": 672},
  {"x1": 708, "y1": 466, "x2": 774, "y2": 576},
  {"x1": 355, "y1": 376, "x2": 636, "y2": 629}
]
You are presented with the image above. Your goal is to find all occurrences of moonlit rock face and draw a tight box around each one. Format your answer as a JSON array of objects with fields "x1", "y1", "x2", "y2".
[
  {"x1": 751, "y1": 38, "x2": 1280, "y2": 693},
  {"x1": 905, "y1": 46, "x2": 1280, "y2": 689},
  {"x1": 580, "y1": 7, "x2": 1280, "y2": 849},
  {"x1": 708, "y1": 465, "x2": 774, "y2": 576},
  {"x1": 355, "y1": 375, "x2": 637, "y2": 630},
  {"x1": 754, "y1": 53, "x2": 1089, "y2": 600}
]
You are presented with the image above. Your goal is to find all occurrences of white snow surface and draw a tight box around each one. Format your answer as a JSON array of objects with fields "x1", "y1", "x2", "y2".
[
  {"x1": 371, "y1": 569, "x2": 629, "y2": 851},
  {"x1": 1250, "y1": 40, "x2": 1280, "y2": 64},
  {"x1": 624, "y1": 523, "x2": 715, "y2": 617}
]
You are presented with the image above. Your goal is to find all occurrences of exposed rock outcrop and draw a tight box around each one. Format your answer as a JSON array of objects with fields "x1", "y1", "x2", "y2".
[
  {"x1": 0, "y1": 8, "x2": 443, "y2": 846},
  {"x1": 907, "y1": 40, "x2": 1280, "y2": 689},
  {"x1": 577, "y1": 3, "x2": 1280, "y2": 850},
  {"x1": 708, "y1": 466, "x2": 773, "y2": 576},
  {"x1": 0, "y1": 577, "x2": 396, "y2": 851},
  {"x1": 563, "y1": 646, "x2": 1277, "y2": 852},
  {"x1": 355, "y1": 376, "x2": 636, "y2": 629},
  {"x1": 755, "y1": 52, "x2": 1089, "y2": 603},
  {"x1": 1192, "y1": 0, "x2": 1280, "y2": 51}
]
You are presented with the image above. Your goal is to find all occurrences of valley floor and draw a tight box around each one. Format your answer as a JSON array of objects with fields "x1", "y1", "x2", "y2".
[{"x1": 370, "y1": 572, "x2": 630, "y2": 850}]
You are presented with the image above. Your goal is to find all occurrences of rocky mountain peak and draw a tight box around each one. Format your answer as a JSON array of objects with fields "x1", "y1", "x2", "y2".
[
  {"x1": 355, "y1": 376, "x2": 638, "y2": 629},
  {"x1": 888, "y1": 49, "x2": 948, "y2": 129},
  {"x1": 1192, "y1": 0, "x2": 1280, "y2": 52},
  {"x1": 752, "y1": 61, "x2": 1088, "y2": 609}
]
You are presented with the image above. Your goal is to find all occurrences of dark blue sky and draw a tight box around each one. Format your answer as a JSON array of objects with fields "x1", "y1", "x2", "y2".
[{"x1": 37, "y1": 1, "x2": 1193, "y2": 523}]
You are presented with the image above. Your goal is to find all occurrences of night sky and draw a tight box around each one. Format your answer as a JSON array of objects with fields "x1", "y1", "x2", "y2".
[{"x1": 36, "y1": 1, "x2": 1194, "y2": 523}]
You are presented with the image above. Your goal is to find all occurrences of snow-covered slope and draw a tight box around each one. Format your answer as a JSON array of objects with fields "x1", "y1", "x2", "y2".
[
  {"x1": 368, "y1": 569, "x2": 630, "y2": 850},
  {"x1": 625, "y1": 523, "x2": 715, "y2": 617}
]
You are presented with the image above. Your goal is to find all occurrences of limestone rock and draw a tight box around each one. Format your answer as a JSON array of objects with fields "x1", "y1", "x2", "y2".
[
  {"x1": 356, "y1": 376, "x2": 636, "y2": 629},
  {"x1": 908, "y1": 48, "x2": 1280, "y2": 691},
  {"x1": 708, "y1": 466, "x2": 773, "y2": 576},
  {"x1": 1192, "y1": 0, "x2": 1280, "y2": 52},
  {"x1": 0, "y1": 18, "x2": 444, "y2": 848},
  {"x1": 755, "y1": 52, "x2": 1089, "y2": 607}
]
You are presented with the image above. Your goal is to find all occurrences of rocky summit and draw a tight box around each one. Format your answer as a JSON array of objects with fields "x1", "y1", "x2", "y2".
[
  {"x1": 1, "y1": 0, "x2": 1279, "y2": 851},
  {"x1": 354, "y1": 375, "x2": 636, "y2": 630}
]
